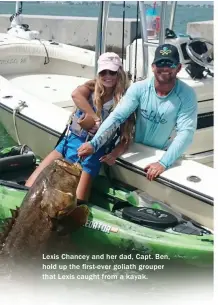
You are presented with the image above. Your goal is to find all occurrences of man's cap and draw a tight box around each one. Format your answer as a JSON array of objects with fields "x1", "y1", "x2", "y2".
[
  {"x1": 97, "y1": 52, "x2": 122, "y2": 74},
  {"x1": 153, "y1": 44, "x2": 180, "y2": 65}
]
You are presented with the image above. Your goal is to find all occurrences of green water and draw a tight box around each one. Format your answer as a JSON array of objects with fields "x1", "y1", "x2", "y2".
[{"x1": 0, "y1": 123, "x2": 17, "y2": 149}]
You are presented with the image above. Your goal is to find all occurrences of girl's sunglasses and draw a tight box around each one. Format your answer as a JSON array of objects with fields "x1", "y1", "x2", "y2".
[
  {"x1": 99, "y1": 70, "x2": 117, "y2": 76},
  {"x1": 155, "y1": 60, "x2": 178, "y2": 68}
]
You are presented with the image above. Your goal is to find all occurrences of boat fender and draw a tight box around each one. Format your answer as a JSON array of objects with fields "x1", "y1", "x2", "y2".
[{"x1": 122, "y1": 207, "x2": 178, "y2": 229}]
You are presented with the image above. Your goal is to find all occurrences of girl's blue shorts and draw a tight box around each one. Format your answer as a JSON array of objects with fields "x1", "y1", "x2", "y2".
[{"x1": 55, "y1": 133, "x2": 106, "y2": 178}]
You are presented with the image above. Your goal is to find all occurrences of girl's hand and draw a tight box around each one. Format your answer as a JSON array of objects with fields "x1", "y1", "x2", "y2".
[{"x1": 89, "y1": 119, "x2": 101, "y2": 135}]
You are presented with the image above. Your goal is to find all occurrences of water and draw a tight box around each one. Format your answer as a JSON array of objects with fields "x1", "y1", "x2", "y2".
[
  {"x1": 0, "y1": 1, "x2": 213, "y2": 34},
  {"x1": 0, "y1": 123, "x2": 16, "y2": 149}
]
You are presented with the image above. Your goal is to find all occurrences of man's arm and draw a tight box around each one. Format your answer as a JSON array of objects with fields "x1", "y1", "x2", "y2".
[
  {"x1": 159, "y1": 90, "x2": 198, "y2": 169},
  {"x1": 89, "y1": 82, "x2": 142, "y2": 152}
]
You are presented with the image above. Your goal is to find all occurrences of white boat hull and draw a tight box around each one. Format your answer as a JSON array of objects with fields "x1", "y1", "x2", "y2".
[
  {"x1": 0, "y1": 105, "x2": 214, "y2": 229},
  {"x1": 111, "y1": 159, "x2": 213, "y2": 230}
]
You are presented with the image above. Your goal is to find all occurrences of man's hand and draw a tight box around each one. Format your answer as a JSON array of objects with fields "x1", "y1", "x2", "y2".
[
  {"x1": 144, "y1": 162, "x2": 166, "y2": 181},
  {"x1": 77, "y1": 142, "x2": 94, "y2": 157},
  {"x1": 100, "y1": 141, "x2": 129, "y2": 166},
  {"x1": 99, "y1": 153, "x2": 117, "y2": 166}
]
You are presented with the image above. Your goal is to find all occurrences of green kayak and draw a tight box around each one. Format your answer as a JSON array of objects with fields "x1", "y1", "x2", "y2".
[{"x1": 0, "y1": 146, "x2": 214, "y2": 265}]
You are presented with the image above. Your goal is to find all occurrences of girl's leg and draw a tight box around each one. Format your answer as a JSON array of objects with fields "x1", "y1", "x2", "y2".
[
  {"x1": 25, "y1": 150, "x2": 63, "y2": 187},
  {"x1": 76, "y1": 171, "x2": 92, "y2": 201}
]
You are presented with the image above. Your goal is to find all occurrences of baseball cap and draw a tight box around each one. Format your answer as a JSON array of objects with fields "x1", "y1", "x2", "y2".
[
  {"x1": 97, "y1": 52, "x2": 122, "y2": 74},
  {"x1": 153, "y1": 44, "x2": 180, "y2": 65}
]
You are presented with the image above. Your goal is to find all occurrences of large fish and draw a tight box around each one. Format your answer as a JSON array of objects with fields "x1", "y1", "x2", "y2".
[{"x1": 0, "y1": 159, "x2": 89, "y2": 260}]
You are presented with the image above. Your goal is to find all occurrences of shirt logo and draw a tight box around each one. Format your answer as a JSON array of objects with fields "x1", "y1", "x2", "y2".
[
  {"x1": 160, "y1": 47, "x2": 172, "y2": 56},
  {"x1": 141, "y1": 110, "x2": 167, "y2": 124}
]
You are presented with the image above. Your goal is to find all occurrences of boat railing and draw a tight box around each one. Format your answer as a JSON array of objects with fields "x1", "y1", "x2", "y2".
[
  {"x1": 95, "y1": 1, "x2": 110, "y2": 75},
  {"x1": 169, "y1": 1, "x2": 177, "y2": 30},
  {"x1": 139, "y1": 1, "x2": 169, "y2": 78}
]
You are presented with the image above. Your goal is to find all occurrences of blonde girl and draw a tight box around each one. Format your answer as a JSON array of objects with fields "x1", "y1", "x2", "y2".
[{"x1": 25, "y1": 53, "x2": 135, "y2": 201}]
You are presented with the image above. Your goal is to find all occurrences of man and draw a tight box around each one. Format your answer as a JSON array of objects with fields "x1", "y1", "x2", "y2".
[{"x1": 78, "y1": 44, "x2": 197, "y2": 181}]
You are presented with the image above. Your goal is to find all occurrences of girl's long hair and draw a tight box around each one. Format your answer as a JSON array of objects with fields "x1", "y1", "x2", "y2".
[{"x1": 84, "y1": 68, "x2": 135, "y2": 144}]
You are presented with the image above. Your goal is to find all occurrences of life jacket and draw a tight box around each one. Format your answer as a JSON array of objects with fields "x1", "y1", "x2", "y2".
[
  {"x1": 70, "y1": 93, "x2": 114, "y2": 140},
  {"x1": 55, "y1": 93, "x2": 121, "y2": 157}
]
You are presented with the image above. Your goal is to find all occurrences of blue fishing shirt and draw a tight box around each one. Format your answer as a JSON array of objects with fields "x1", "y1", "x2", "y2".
[{"x1": 89, "y1": 77, "x2": 197, "y2": 168}]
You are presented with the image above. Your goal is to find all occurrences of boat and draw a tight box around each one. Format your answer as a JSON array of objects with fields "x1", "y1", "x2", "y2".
[
  {"x1": 0, "y1": 2, "x2": 214, "y2": 230},
  {"x1": 0, "y1": 145, "x2": 213, "y2": 265},
  {"x1": 0, "y1": 2, "x2": 214, "y2": 165}
]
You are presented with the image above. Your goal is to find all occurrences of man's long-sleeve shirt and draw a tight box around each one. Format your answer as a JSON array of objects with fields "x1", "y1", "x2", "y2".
[{"x1": 90, "y1": 77, "x2": 197, "y2": 168}]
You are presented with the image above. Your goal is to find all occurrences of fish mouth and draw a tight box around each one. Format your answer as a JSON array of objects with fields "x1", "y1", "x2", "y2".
[{"x1": 56, "y1": 159, "x2": 82, "y2": 176}]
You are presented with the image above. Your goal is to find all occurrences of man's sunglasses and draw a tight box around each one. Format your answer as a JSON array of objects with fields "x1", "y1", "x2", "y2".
[
  {"x1": 155, "y1": 60, "x2": 178, "y2": 68},
  {"x1": 99, "y1": 70, "x2": 117, "y2": 76}
]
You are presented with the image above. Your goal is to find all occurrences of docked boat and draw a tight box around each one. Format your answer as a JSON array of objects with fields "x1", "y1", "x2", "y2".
[
  {"x1": 0, "y1": 145, "x2": 213, "y2": 265},
  {"x1": 0, "y1": 2, "x2": 214, "y2": 166},
  {"x1": 0, "y1": 2, "x2": 214, "y2": 230}
]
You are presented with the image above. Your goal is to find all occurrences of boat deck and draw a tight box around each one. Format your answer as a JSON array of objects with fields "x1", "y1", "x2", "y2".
[{"x1": 5, "y1": 73, "x2": 90, "y2": 112}]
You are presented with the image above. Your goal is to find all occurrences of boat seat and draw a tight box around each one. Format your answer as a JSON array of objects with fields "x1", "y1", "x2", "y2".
[{"x1": 5, "y1": 74, "x2": 90, "y2": 111}]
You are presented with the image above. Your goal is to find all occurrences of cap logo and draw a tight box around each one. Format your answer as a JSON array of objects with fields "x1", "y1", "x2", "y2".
[
  {"x1": 160, "y1": 47, "x2": 171, "y2": 56},
  {"x1": 108, "y1": 56, "x2": 119, "y2": 63}
]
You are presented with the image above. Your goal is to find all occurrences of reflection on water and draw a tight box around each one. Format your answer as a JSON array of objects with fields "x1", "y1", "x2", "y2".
[{"x1": 0, "y1": 123, "x2": 17, "y2": 148}]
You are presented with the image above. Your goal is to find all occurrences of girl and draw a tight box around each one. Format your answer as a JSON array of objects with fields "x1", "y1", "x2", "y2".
[{"x1": 25, "y1": 52, "x2": 135, "y2": 201}]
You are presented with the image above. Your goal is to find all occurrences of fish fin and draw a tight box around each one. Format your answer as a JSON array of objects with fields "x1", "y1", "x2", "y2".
[
  {"x1": 0, "y1": 208, "x2": 19, "y2": 249},
  {"x1": 68, "y1": 205, "x2": 90, "y2": 228},
  {"x1": 52, "y1": 205, "x2": 90, "y2": 235},
  {"x1": 0, "y1": 218, "x2": 15, "y2": 247},
  {"x1": 10, "y1": 208, "x2": 19, "y2": 219}
]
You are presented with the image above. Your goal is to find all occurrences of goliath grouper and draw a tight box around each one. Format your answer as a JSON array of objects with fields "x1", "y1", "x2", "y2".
[{"x1": 0, "y1": 159, "x2": 89, "y2": 260}]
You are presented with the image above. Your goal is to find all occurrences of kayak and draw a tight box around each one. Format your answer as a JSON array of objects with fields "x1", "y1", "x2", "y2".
[{"x1": 0, "y1": 145, "x2": 213, "y2": 265}]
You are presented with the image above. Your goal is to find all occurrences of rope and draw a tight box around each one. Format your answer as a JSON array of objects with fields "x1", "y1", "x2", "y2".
[
  {"x1": 12, "y1": 100, "x2": 28, "y2": 145},
  {"x1": 38, "y1": 40, "x2": 50, "y2": 65}
]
